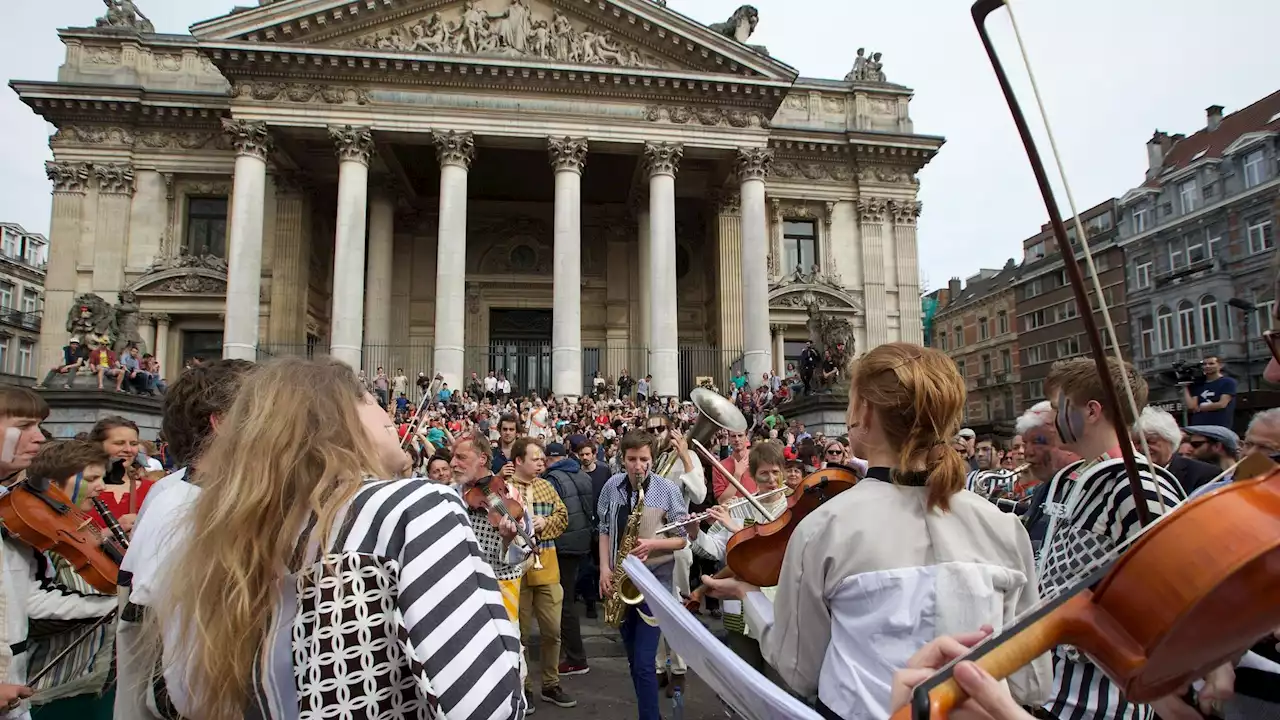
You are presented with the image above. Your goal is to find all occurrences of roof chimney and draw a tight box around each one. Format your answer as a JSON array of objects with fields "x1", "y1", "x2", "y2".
[
  {"x1": 1206, "y1": 105, "x2": 1224, "y2": 132},
  {"x1": 1146, "y1": 130, "x2": 1171, "y2": 180},
  {"x1": 948, "y1": 277, "x2": 962, "y2": 298}
]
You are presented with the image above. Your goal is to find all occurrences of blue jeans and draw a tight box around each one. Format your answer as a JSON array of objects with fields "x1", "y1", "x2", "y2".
[{"x1": 621, "y1": 603, "x2": 662, "y2": 720}]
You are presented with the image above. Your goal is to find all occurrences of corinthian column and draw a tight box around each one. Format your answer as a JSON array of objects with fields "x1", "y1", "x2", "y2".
[
  {"x1": 328, "y1": 125, "x2": 374, "y2": 369},
  {"x1": 92, "y1": 163, "x2": 134, "y2": 294},
  {"x1": 432, "y1": 130, "x2": 476, "y2": 389},
  {"x1": 644, "y1": 141, "x2": 683, "y2": 399},
  {"x1": 891, "y1": 199, "x2": 924, "y2": 343},
  {"x1": 738, "y1": 147, "x2": 774, "y2": 390},
  {"x1": 364, "y1": 187, "x2": 396, "y2": 370},
  {"x1": 549, "y1": 137, "x2": 588, "y2": 399},
  {"x1": 221, "y1": 119, "x2": 272, "y2": 360},
  {"x1": 858, "y1": 197, "x2": 890, "y2": 348},
  {"x1": 39, "y1": 162, "x2": 90, "y2": 372}
]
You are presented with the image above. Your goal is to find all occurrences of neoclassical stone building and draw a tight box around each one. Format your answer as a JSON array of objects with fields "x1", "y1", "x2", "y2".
[{"x1": 15, "y1": 0, "x2": 941, "y2": 397}]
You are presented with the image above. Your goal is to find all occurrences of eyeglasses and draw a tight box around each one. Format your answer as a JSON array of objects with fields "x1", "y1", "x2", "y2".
[
  {"x1": 826, "y1": 449, "x2": 843, "y2": 456},
  {"x1": 647, "y1": 425, "x2": 667, "y2": 432},
  {"x1": 1186, "y1": 439, "x2": 1209, "y2": 449}
]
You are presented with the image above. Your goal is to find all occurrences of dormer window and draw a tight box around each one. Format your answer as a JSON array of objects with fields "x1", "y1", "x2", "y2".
[
  {"x1": 1132, "y1": 206, "x2": 1151, "y2": 234},
  {"x1": 1244, "y1": 150, "x2": 1264, "y2": 189},
  {"x1": 1178, "y1": 179, "x2": 1199, "y2": 214}
]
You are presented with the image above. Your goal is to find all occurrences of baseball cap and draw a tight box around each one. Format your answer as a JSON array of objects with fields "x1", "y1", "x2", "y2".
[
  {"x1": 957, "y1": 428, "x2": 976, "y2": 440},
  {"x1": 1182, "y1": 425, "x2": 1239, "y2": 455},
  {"x1": 546, "y1": 442, "x2": 568, "y2": 458}
]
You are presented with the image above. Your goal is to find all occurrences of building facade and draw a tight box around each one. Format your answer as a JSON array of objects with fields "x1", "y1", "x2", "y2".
[
  {"x1": 13, "y1": 0, "x2": 941, "y2": 397},
  {"x1": 1014, "y1": 199, "x2": 1129, "y2": 407},
  {"x1": 930, "y1": 261, "x2": 1021, "y2": 434},
  {"x1": 1119, "y1": 94, "x2": 1279, "y2": 404},
  {"x1": 0, "y1": 224, "x2": 47, "y2": 383}
]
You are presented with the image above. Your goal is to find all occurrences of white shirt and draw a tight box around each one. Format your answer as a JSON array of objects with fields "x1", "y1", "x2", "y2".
[{"x1": 484, "y1": 376, "x2": 498, "y2": 392}]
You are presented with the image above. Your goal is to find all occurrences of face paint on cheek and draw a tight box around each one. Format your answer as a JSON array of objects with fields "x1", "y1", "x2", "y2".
[{"x1": 1054, "y1": 392, "x2": 1086, "y2": 445}]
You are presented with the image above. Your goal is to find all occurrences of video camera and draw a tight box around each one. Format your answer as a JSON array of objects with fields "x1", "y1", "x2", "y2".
[{"x1": 1165, "y1": 359, "x2": 1207, "y2": 386}]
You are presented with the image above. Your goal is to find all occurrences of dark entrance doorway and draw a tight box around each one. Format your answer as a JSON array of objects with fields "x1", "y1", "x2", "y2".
[{"x1": 489, "y1": 309, "x2": 553, "y2": 398}]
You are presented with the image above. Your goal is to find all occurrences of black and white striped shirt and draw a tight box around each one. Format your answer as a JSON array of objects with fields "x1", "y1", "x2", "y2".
[
  {"x1": 1038, "y1": 454, "x2": 1185, "y2": 720},
  {"x1": 122, "y1": 477, "x2": 527, "y2": 720}
]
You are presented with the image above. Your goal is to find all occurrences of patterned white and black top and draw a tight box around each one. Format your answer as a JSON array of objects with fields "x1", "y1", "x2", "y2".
[
  {"x1": 122, "y1": 477, "x2": 527, "y2": 720},
  {"x1": 1037, "y1": 454, "x2": 1185, "y2": 720}
]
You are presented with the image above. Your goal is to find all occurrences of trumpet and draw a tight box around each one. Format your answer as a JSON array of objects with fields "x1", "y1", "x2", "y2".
[{"x1": 656, "y1": 486, "x2": 790, "y2": 535}]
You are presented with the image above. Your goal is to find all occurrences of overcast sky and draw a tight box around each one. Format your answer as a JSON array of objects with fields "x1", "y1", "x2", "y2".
[{"x1": 3, "y1": 0, "x2": 1278, "y2": 290}]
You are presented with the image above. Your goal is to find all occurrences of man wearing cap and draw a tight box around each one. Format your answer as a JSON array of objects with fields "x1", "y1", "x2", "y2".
[
  {"x1": 955, "y1": 428, "x2": 978, "y2": 471},
  {"x1": 35, "y1": 338, "x2": 86, "y2": 389},
  {"x1": 543, "y1": 441, "x2": 595, "y2": 678},
  {"x1": 1181, "y1": 425, "x2": 1239, "y2": 473}
]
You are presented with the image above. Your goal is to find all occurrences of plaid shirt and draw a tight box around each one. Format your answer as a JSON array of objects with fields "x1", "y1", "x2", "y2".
[{"x1": 510, "y1": 475, "x2": 567, "y2": 551}]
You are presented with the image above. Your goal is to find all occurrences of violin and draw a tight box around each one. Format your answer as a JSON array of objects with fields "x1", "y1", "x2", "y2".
[
  {"x1": 461, "y1": 475, "x2": 542, "y2": 565},
  {"x1": 0, "y1": 479, "x2": 124, "y2": 594},
  {"x1": 898, "y1": 452, "x2": 1280, "y2": 720}
]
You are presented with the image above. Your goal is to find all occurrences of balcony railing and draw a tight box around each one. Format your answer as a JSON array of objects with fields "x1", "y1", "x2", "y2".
[
  {"x1": 0, "y1": 309, "x2": 41, "y2": 332},
  {"x1": 975, "y1": 371, "x2": 1017, "y2": 388},
  {"x1": 257, "y1": 343, "x2": 746, "y2": 399}
]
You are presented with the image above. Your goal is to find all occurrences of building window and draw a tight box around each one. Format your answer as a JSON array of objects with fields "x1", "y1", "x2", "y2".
[
  {"x1": 1056, "y1": 336, "x2": 1080, "y2": 358},
  {"x1": 16, "y1": 341, "x2": 32, "y2": 378},
  {"x1": 1056, "y1": 301, "x2": 1078, "y2": 323},
  {"x1": 1026, "y1": 379, "x2": 1045, "y2": 402},
  {"x1": 185, "y1": 197, "x2": 230, "y2": 258},
  {"x1": 1, "y1": 232, "x2": 17, "y2": 258},
  {"x1": 1024, "y1": 279, "x2": 1042, "y2": 299},
  {"x1": 1243, "y1": 150, "x2": 1265, "y2": 189},
  {"x1": 1024, "y1": 310, "x2": 1047, "y2": 331},
  {"x1": 1024, "y1": 344, "x2": 1046, "y2": 365},
  {"x1": 1178, "y1": 179, "x2": 1199, "y2": 214},
  {"x1": 954, "y1": 325, "x2": 963, "y2": 348},
  {"x1": 782, "y1": 220, "x2": 818, "y2": 274},
  {"x1": 956, "y1": 359, "x2": 966, "y2": 379},
  {"x1": 1248, "y1": 219, "x2": 1275, "y2": 254},
  {"x1": 1186, "y1": 239, "x2": 1206, "y2": 264},
  {"x1": 181, "y1": 330, "x2": 224, "y2": 368},
  {"x1": 997, "y1": 310, "x2": 1008, "y2": 334},
  {"x1": 978, "y1": 317, "x2": 989, "y2": 341},
  {"x1": 0, "y1": 283, "x2": 12, "y2": 311},
  {"x1": 1207, "y1": 233, "x2": 1223, "y2": 258},
  {"x1": 1156, "y1": 306, "x2": 1174, "y2": 352},
  {"x1": 1000, "y1": 348, "x2": 1011, "y2": 373},
  {"x1": 1200, "y1": 295, "x2": 1220, "y2": 343},
  {"x1": 1255, "y1": 300, "x2": 1276, "y2": 332},
  {"x1": 20, "y1": 290, "x2": 37, "y2": 315},
  {"x1": 23, "y1": 243, "x2": 43, "y2": 268},
  {"x1": 1177, "y1": 300, "x2": 1197, "y2": 347},
  {"x1": 981, "y1": 354, "x2": 991, "y2": 377},
  {"x1": 1169, "y1": 242, "x2": 1184, "y2": 270},
  {"x1": 1004, "y1": 392, "x2": 1015, "y2": 419},
  {"x1": 1135, "y1": 262, "x2": 1152, "y2": 289},
  {"x1": 937, "y1": 331, "x2": 947, "y2": 351},
  {"x1": 1132, "y1": 206, "x2": 1151, "y2": 234},
  {"x1": 1026, "y1": 241, "x2": 1046, "y2": 262},
  {"x1": 0, "y1": 338, "x2": 8, "y2": 373}
]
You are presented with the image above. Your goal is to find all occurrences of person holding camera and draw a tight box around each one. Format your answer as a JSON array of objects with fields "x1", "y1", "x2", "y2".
[{"x1": 1181, "y1": 356, "x2": 1237, "y2": 428}]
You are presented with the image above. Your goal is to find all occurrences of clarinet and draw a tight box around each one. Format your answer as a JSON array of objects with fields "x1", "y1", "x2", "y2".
[{"x1": 91, "y1": 497, "x2": 130, "y2": 549}]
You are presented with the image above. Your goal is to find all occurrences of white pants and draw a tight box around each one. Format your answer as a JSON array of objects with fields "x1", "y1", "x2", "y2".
[{"x1": 655, "y1": 546, "x2": 691, "y2": 675}]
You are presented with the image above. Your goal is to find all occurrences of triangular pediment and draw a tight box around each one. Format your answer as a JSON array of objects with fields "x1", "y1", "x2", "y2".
[{"x1": 191, "y1": 0, "x2": 798, "y2": 80}]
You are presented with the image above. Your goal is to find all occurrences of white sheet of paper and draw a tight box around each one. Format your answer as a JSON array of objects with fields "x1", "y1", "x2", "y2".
[{"x1": 621, "y1": 556, "x2": 822, "y2": 720}]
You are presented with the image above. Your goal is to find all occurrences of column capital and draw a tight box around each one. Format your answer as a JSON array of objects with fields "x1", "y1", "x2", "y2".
[
  {"x1": 771, "y1": 324, "x2": 787, "y2": 334},
  {"x1": 548, "y1": 136, "x2": 589, "y2": 174},
  {"x1": 643, "y1": 141, "x2": 683, "y2": 178},
  {"x1": 856, "y1": 196, "x2": 890, "y2": 224},
  {"x1": 433, "y1": 130, "x2": 476, "y2": 169},
  {"x1": 330, "y1": 125, "x2": 375, "y2": 166},
  {"x1": 94, "y1": 163, "x2": 135, "y2": 195},
  {"x1": 272, "y1": 171, "x2": 309, "y2": 197},
  {"x1": 714, "y1": 188, "x2": 740, "y2": 215},
  {"x1": 889, "y1": 199, "x2": 923, "y2": 226},
  {"x1": 152, "y1": 312, "x2": 172, "y2": 325},
  {"x1": 45, "y1": 161, "x2": 91, "y2": 194},
  {"x1": 735, "y1": 147, "x2": 774, "y2": 182},
  {"x1": 222, "y1": 119, "x2": 274, "y2": 160}
]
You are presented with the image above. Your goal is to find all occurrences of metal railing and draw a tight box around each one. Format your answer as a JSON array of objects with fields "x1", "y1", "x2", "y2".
[
  {"x1": 0, "y1": 309, "x2": 41, "y2": 332},
  {"x1": 257, "y1": 343, "x2": 744, "y2": 399}
]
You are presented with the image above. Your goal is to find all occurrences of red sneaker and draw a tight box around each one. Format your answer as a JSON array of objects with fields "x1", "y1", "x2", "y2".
[{"x1": 557, "y1": 662, "x2": 590, "y2": 676}]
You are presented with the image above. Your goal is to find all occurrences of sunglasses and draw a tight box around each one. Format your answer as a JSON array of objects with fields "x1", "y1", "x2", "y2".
[
  {"x1": 826, "y1": 449, "x2": 843, "y2": 456},
  {"x1": 1186, "y1": 439, "x2": 1209, "y2": 449}
]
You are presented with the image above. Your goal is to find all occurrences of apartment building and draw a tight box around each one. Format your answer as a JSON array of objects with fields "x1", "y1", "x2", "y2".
[
  {"x1": 0, "y1": 223, "x2": 47, "y2": 382},
  {"x1": 1014, "y1": 199, "x2": 1129, "y2": 406},
  {"x1": 1119, "y1": 93, "x2": 1280, "y2": 404},
  {"x1": 930, "y1": 260, "x2": 1022, "y2": 434}
]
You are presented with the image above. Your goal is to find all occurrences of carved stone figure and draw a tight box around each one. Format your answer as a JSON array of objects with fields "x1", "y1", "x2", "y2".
[
  {"x1": 710, "y1": 5, "x2": 759, "y2": 43},
  {"x1": 846, "y1": 48, "x2": 888, "y2": 82},
  {"x1": 67, "y1": 294, "x2": 115, "y2": 342},
  {"x1": 346, "y1": 0, "x2": 657, "y2": 68},
  {"x1": 96, "y1": 0, "x2": 154, "y2": 33},
  {"x1": 805, "y1": 298, "x2": 855, "y2": 395},
  {"x1": 113, "y1": 290, "x2": 144, "y2": 353}
]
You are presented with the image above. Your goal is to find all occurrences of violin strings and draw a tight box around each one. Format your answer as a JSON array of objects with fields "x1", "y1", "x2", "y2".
[{"x1": 1003, "y1": 0, "x2": 1165, "y2": 513}]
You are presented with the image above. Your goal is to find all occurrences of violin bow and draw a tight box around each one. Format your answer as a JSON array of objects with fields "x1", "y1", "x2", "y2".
[{"x1": 972, "y1": 0, "x2": 1154, "y2": 525}]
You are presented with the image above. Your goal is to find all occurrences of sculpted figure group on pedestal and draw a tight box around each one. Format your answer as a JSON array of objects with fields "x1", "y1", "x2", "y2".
[
  {"x1": 94, "y1": 0, "x2": 154, "y2": 33},
  {"x1": 348, "y1": 0, "x2": 655, "y2": 68},
  {"x1": 67, "y1": 291, "x2": 145, "y2": 354},
  {"x1": 844, "y1": 47, "x2": 888, "y2": 83}
]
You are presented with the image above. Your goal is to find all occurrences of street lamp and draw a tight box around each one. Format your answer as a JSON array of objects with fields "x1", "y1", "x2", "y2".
[{"x1": 1228, "y1": 298, "x2": 1256, "y2": 392}]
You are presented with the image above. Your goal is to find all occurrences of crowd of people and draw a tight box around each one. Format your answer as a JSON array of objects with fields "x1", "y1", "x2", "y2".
[{"x1": 0, "y1": 340, "x2": 1274, "y2": 720}]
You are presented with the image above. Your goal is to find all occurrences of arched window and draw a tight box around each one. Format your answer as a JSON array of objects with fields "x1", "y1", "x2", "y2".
[
  {"x1": 1156, "y1": 306, "x2": 1175, "y2": 352},
  {"x1": 1200, "y1": 295, "x2": 1220, "y2": 343},
  {"x1": 1177, "y1": 300, "x2": 1197, "y2": 347}
]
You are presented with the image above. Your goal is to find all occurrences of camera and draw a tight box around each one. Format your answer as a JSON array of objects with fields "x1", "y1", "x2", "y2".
[{"x1": 1166, "y1": 360, "x2": 1206, "y2": 386}]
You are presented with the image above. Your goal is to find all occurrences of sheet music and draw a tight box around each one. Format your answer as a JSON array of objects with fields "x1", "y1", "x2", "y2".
[{"x1": 621, "y1": 556, "x2": 822, "y2": 720}]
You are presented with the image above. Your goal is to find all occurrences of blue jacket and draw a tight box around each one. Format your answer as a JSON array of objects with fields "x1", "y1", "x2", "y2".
[{"x1": 544, "y1": 458, "x2": 595, "y2": 556}]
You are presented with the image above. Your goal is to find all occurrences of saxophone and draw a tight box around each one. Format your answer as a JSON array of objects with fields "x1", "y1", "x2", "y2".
[{"x1": 604, "y1": 478, "x2": 648, "y2": 628}]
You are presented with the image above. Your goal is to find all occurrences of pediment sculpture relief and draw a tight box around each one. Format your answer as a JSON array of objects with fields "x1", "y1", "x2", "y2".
[{"x1": 342, "y1": 0, "x2": 660, "y2": 69}]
